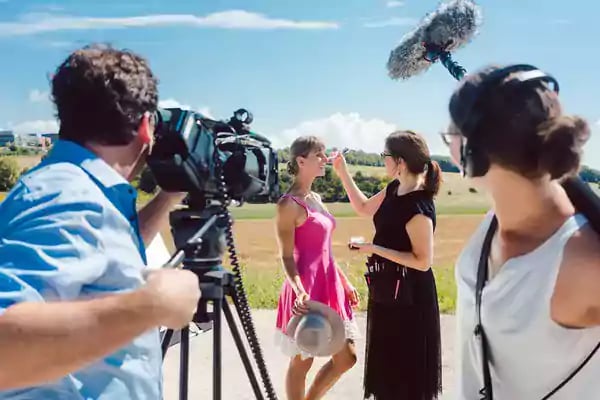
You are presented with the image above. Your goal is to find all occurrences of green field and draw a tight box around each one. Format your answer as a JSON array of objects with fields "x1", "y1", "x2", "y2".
[
  {"x1": 204, "y1": 214, "x2": 484, "y2": 314},
  {"x1": 2, "y1": 161, "x2": 599, "y2": 314},
  {"x1": 0, "y1": 166, "x2": 494, "y2": 217},
  {"x1": 261, "y1": 166, "x2": 492, "y2": 218},
  {"x1": 279, "y1": 162, "x2": 387, "y2": 177}
]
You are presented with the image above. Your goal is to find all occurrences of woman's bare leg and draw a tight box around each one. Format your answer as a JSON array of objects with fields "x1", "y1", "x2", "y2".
[
  {"x1": 286, "y1": 355, "x2": 314, "y2": 400},
  {"x1": 304, "y1": 340, "x2": 357, "y2": 400}
]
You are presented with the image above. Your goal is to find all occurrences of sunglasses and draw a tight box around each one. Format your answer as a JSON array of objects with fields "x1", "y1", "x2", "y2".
[{"x1": 380, "y1": 152, "x2": 392, "y2": 158}]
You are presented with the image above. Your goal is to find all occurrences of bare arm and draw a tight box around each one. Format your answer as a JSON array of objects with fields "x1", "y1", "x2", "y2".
[
  {"x1": 332, "y1": 156, "x2": 386, "y2": 218},
  {"x1": 335, "y1": 262, "x2": 353, "y2": 290},
  {"x1": 366, "y1": 214, "x2": 434, "y2": 271},
  {"x1": 551, "y1": 224, "x2": 600, "y2": 328},
  {"x1": 0, "y1": 289, "x2": 159, "y2": 390},
  {"x1": 138, "y1": 190, "x2": 186, "y2": 246},
  {"x1": 275, "y1": 198, "x2": 307, "y2": 295},
  {"x1": 337, "y1": 167, "x2": 386, "y2": 218}
]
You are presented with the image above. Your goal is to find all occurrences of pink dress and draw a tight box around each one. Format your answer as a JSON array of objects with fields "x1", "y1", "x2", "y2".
[{"x1": 274, "y1": 194, "x2": 360, "y2": 358}]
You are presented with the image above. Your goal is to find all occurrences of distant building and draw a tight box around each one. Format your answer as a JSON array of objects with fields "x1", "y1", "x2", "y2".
[
  {"x1": 16, "y1": 133, "x2": 51, "y2": 149},
  {"x1": 41, "y1": 133, "x2": 59, "y2": 144},
  {"x1": 0, "y1": 130, "x2": 15, "y2": 146}
]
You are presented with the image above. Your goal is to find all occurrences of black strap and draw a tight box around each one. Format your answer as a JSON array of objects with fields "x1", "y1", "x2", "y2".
[
  {"x1": 475, "y1": 213, "x2": 600, "y2": 400},
  {"x1": 475, "y1": 215, "x2": 497, "y2": 400},
  {"x1": 540, "y1": 340, "x2": 600, "y2": 399}
]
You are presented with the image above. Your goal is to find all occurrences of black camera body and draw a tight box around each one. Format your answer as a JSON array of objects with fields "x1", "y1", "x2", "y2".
[{"x1": 147, "y1": 108, "x2": 279, "y2": 208}]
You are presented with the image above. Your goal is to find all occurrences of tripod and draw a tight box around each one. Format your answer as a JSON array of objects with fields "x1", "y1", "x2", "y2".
[{"x1": 159, "y1": 205, "x2": 277, "y2": 400}]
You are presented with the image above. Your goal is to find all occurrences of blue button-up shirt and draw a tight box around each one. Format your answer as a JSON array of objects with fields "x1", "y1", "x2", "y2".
[{"x1": 0, "y1": 140, "x2": 162, "y2": 399}]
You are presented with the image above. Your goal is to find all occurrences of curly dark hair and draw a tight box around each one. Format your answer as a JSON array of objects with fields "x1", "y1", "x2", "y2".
[{"x1": 51, "y1": 43, "x2": 159, "y2": 146}]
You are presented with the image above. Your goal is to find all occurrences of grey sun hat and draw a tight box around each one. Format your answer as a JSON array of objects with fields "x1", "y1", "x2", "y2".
[{"x1": 285, "y1": 300, "x2": 346, "y2": 357}]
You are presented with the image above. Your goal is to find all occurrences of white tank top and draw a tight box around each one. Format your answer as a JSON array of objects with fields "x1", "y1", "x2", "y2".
[{"x1": 455, "y1": 212, "x2": 600, "y2": 399}]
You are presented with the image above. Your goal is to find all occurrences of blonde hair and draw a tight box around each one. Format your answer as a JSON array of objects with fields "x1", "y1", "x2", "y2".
[{"x1": 287, "y1": 136, "x2": 325, "y2": 175}]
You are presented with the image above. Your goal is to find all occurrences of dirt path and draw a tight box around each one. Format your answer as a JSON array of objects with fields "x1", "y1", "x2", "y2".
[{"x1": 162, "y1": 310, "x2": 457, "y2": 400}]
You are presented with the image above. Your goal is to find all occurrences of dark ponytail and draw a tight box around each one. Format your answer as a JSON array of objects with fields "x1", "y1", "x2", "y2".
[
  {"x1": 385, "y1": 130, "x2": 441, "y2": 196},
  {"x1": 424, "y1": 160, "x2": 442, "y2": 196}
]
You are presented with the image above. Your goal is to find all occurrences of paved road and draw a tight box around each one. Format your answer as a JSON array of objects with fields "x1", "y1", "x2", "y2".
[{"x1": 162, "y1": 310, "x2": 457, "y2": 400}]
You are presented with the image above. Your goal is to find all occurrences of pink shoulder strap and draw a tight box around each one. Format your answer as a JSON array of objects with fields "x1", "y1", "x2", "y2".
[{"x1": 281, "y1": 194, "x2": 310, "y2": 212}]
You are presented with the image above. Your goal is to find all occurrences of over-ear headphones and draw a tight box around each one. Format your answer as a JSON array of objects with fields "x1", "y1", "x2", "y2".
[{"x1": 449, "y1": 64, "x2": 560, "y2": 178}]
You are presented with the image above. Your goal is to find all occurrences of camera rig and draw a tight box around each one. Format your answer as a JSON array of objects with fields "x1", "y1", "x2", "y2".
[{"x1": 147, "y1": 108, "x2": 280, "y2": 400}]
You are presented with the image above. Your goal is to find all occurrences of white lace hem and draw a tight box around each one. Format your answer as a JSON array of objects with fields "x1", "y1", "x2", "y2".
[{"x1": 274, "y1": 319, "x2": 361, "y2": 360}]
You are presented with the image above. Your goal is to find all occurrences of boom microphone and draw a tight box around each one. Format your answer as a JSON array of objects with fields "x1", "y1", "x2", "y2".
[
  {"x1": 385, "y1": 0, "x2": 600, "y2": 235},
  {"x1": 387, "y1": 0, "x2": 482, "y2": 80}
]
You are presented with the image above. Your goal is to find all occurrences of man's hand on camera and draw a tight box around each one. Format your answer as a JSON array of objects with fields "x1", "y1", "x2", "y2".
[{"x1": 143, "y1": 269, "x2": 201, "y2": 329}]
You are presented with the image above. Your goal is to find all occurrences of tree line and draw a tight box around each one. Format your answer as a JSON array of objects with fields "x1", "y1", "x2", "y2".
[
  {"x1": 277, "y1": 167, "x2": 391, "y2": 202},
  {"x1": 277, "y1": 148, "x2": 459, "y2": 173},
  {"x1": 0, "y1": 147, "x2": 598, "y2": 196},
  {"x1": 277, "y1": 148, "x2": 600, "y2": 181}
]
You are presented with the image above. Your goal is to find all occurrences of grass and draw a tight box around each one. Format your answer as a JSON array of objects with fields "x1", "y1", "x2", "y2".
[
  {"x1": 224, "y1": 215, "x2": 482, "y2": 314},
  {"x1": 3, "y1": 158, "x2": 598, "y2": 315},
  {"x1": 229, "y1": 201, "x2": 489, "y2": 220},
  {"x1": 159, "y1": 214, "x2": 483, "y2": 314},
  {"x1": 238, "y1": 260, "x2": 458, "y2": 313},
  {"x1": 232, "y1": 170, "x2": 493, "y2": 219}
]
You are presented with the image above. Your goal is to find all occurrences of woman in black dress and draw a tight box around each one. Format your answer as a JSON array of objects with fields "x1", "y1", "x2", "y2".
[{"x1": 332, "y1": 130, "x2": 443, "y2": 400}]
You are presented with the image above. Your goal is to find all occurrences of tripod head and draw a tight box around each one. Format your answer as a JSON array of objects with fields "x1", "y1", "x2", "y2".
[
  {"x1": 169, "y1": 202, "x2": 228, "y2": 274},
  {"x1": 165, "y1": 201, "x2": 234, "y2": 328}
]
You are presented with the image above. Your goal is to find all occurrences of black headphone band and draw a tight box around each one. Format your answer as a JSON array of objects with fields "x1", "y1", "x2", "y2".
[{"x1": 454, "y1": 63, "x2": 560, "y2": 178}]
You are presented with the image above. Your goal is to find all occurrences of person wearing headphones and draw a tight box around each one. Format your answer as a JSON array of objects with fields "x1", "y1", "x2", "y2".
[{"x1": 444, "y1": 64, "x2": 600, "y2": 399}]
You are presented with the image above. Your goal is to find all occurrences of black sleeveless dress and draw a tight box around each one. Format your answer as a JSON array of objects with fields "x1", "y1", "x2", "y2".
[{"x1": 363, "y1": 179, "x2": 442, "y2": 400}]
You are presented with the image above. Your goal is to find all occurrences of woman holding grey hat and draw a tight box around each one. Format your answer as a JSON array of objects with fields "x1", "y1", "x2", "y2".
[
  {"x1": 274, "y1": 135, "x2": 360, "y2": 400},
  {"x1": 333, "y1": 130, "x2": 443, "y2": 400}
]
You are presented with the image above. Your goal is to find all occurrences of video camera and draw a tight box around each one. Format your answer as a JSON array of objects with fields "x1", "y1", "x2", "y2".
[
  {"x1": 147, "y1": 107, "x2": 279, "y2": 208},
  {"x1": 146, "y1": 107, "x2": 280, "y2": 400}
]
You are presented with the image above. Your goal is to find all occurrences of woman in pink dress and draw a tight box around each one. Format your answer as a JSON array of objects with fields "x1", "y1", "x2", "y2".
[{"x1": 274, "y1": 135, "x2": 360, "y2": 400}]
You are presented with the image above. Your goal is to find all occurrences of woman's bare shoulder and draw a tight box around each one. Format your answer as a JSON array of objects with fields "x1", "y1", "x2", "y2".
[
  {"x1": 563, "y1": 224, "x2": 600, "y2": 274},
  {"x1": 277, "y1": 195, "x2": 299, "y2": 213},
  {"x1": 276, "y1": 194, "x2": 305, "y2": 224},
  {"x1": 551, "y1": 224, "x2": 600, "y2": 327}
]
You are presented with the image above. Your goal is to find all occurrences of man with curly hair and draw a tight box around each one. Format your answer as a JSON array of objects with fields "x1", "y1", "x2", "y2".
[{"x1": 0, "y1": 44, "x2": 201, "y2": 399}]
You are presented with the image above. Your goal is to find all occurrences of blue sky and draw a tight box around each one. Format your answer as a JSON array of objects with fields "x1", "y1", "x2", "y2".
[{"x1": 0, "y1": 0, "x2": 598, "y2": 168}]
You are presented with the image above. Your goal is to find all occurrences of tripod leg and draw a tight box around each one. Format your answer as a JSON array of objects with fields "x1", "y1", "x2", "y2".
[
  {"x1": 222, "y1": 300, "x2": 265, "y2": 400},
  {"x1": 180, "y1": 326, "x2": 189, "y2": 400},
  {"x1": 213, "y1": 297, "x2": 222, "y2": 400}
]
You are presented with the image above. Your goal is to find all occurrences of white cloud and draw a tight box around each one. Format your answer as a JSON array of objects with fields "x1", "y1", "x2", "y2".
[
  {"x1": 386, "y1": 1, "x2": 405, "y2": 8},
  {"x1": 158, "y1": 98, "x2": 192, "y2": 110},
  {"x1": 46, "y1": 40, "x2": 75, "y2": 48},
  {"x1": 276, "y1": 112, "x2": 397, "y2": 152},
  {"x1": 11, "y1": 119, "x2": 59, "y2": 134},
  {"x1": 0, "y1": 10, "x2": 339, "y2": 36},
  {"x1": 158, "y1": 98, "x2": 214, "y2": 119},
  {"x1": 28, "y1": 89, "x2": 49, "y2": 103},
  {"x1": 37, "y1": 4, "x2": 64, "y2": 12},
  {"x1": 197, "y1": 107, "x2": 214, "y2": 119},
  {"x1": 363, "y1": 17, "x2": 417, "y2": 28}
]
